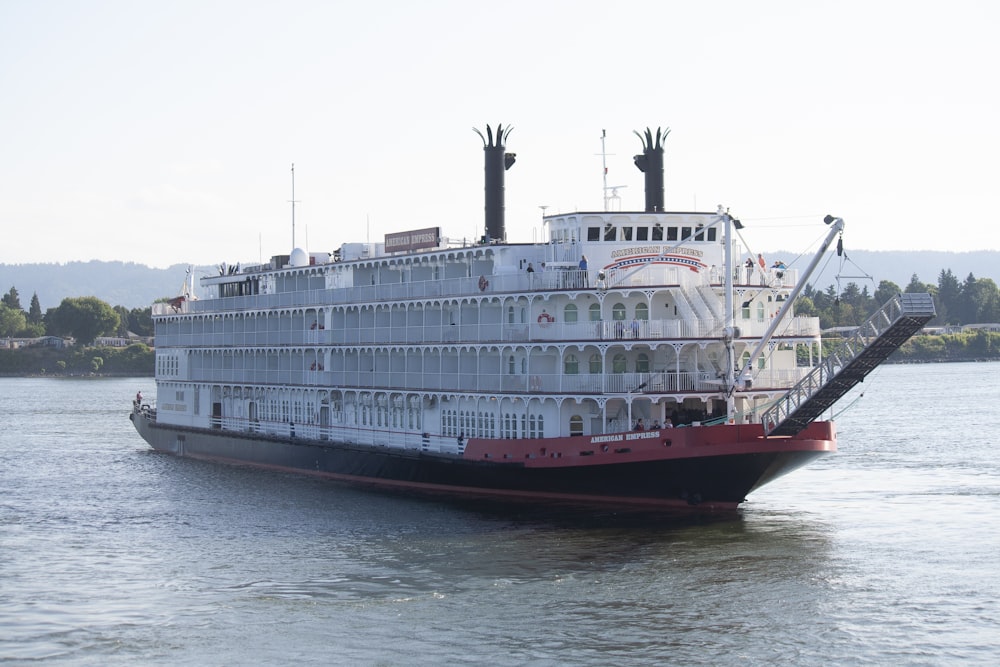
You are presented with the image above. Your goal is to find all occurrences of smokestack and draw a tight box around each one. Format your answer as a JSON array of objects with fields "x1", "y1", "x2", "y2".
[
  {"x1": 633, "y1": 127, "x2": 670, "y2": 212},
  {"x1": 474, "y1": 124, "x2": 515, "y2": 242}
]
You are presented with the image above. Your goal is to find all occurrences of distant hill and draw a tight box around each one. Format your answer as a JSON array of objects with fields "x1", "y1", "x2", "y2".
[
  {"x1": 0, "y1": 261, "x2": 196, "y2": 311},
  {"x1": 1, "y1": 251, "x2": 998, "y2": 311}
]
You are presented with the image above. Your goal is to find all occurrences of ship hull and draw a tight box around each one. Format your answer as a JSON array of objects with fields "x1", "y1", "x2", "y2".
[{"x1": 131, "y1": 411, "x2": 835, "y2": 510}]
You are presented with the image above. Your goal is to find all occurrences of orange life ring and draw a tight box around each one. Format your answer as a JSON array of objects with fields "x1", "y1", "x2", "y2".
[
  {"x1": 478, "y1": 275, "x2": 489, "y2": 291},
  {"x1": 537, "y1": 312, "x2": 555, "y2": 327}
]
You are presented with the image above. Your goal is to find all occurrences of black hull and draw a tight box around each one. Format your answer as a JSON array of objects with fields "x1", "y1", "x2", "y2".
[{"x1": 130, "y1": 412, "x2": 828, "y2": 510}]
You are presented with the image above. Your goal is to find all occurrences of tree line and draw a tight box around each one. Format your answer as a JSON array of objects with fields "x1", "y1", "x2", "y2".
[
  {"x1": 792, "y1": 269, "x2": 999, "y2": 329},
  {"x1": 1, "y1": 286, "x2": 153, "y2": 345}
]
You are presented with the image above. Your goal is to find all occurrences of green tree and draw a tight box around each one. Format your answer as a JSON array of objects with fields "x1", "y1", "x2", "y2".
[
  {"x1": 873, "y1": 279, "x2": 902, "y2": 307},
  {"x1": 48, "y1": 296, "x2": 120, "y2": 346},
  {"x1": 28, "y1": 293, "x2": 43, "y2": 325},
  {"x1": 2, "y1": 286, "x2": 21, "y2": 311},
  {"x1": 937, "y1": 269, "x2": 961, "y2": 324},
  {"x1": 0, "y1": 303, "x2": 27, "y2": 337}
]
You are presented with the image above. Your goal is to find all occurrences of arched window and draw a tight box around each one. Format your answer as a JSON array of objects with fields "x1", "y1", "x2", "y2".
[
  {"x1": 635, "y1": 303, "x2": 649, "y2": 320},
  {"x1": 589, "y1": 303, "x2": 601, "y2": 321},
  {"x1": 569, "y1": 415, "x2": 584, "y2": 436},
  {"x1": 612, "y1": 303, "x2": 627, "y2": 320},
  {"x1": 564, "y1": 303, "x2": 578, "y2": 323},
  {"x1": 508, "y1": 355, "x2": 515, "y2": 374},
  {"x1": 564, "y1": 354, "x2": 579, "y2": 375},
  {"x1": 507, "y1": 306, "x2": 515, "y2": 324},
  {"x1": 757, "y1": 302, "x2": 766, "y2": 322},
  {"x1": 636, "y1": 353, "x2": 650, "y2": 373},
  {"x1": 589, "y1": 354, "x2": 602, "y2": 374},
  {"x1": 613, "y1": 353, "x2": 627, "y2": 373}
]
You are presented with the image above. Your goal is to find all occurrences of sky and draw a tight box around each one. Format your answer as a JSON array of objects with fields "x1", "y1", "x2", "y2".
[{"x1": 2, "y1": 0, "x2": 998, "y2": 269}]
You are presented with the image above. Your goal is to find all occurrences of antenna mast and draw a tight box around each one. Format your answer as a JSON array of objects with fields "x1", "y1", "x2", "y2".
[
  {"x1": 288, "y1": 163, "x2": 300, "y2": 249},
  {"x1": 598, "y1": 129, "x2": 625, "y2": 211}
]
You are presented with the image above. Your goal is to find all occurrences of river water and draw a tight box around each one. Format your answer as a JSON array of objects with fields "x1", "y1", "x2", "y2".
[{"x1": 2, "y1": 363, "x2": 999, "y2": 665}]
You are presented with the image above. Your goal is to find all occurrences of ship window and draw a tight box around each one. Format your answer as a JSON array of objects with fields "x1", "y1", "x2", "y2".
[
  {"x1": 508, "y1": 355, "x2": 515, "y2": 374},
  {"x1": 635, "y1": 303, "x2": 649, "y2": 320},
  {"x1": 757, "y1": 302, "x2": 766, "y2": 322},
  {"x1": 667, "y1": 227, "x2": 678, "y2": 241},
  {"x1": 636, "y1": 226, "x2": 649, "y2": 241},
  {"x1": 681, "y1": 226, "x2": 692, "y2": 241},
  {"x1": 587, "y1": 227, "x2": 600, "y2": 241},
  {"x1": 565, "y1": 354, "x2": 579, "y2": 375},
  {"x1": 604, "y1": 225, "x2": 617, "y2": 241},
  {"x1": 707, "y1": 228, "x2": 717, "y2": 242},
  {"x1": 589, "y1": 354, "x2": 602, "y2": 374},
  {"x1": 612, "y1": 354, "x2": 627, "y2": 373},
  {"x1": 537, "y1": 414, "x2": 544, "y2": 437},
  {"x1": 622, "y1": 226, "x2": 633, "y2": 241},
  {"x1": 529, "y1": 414, "x2": 537, "y2": 438},
  {"x1": 636, "y1": 353, "x2": 650, "y2": 373},
  {"x1": 569, "y1": 415, "x2": 584, "y2": 436},
  {"x1": 742, "y1": 302, "x2": 751, "y2": 319},
  {"x1": 521, "y1": 358, "x2": 527, "y2": 374},
  {"x1": 652, "y1": 225, "x2": 663, "y2": 241},
  {"x1": 612, "y1": 303, "x2": 626, "y2": 320},
  {"x1": 507, "y1": 306, "x2": 515, "y2": 324},
  {"x1": 695, "y1": 224, "x2": 705, "y2": 241},
  {"x1": 564, "y1": 303, "x2": 578, "y2": 323}
]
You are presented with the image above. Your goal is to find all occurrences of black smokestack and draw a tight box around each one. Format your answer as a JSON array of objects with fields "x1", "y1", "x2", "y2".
[
  {"x1": 633, "y1": 127, "x2": 670, "y2": 212},
  {"x1": 474, "y1": 124, "x2": 515, "y2": 242}
]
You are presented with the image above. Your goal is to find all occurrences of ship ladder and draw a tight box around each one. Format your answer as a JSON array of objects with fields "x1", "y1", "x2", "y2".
[{"x1": 761, "y1": 292, "x2": 936, "y2": 437}]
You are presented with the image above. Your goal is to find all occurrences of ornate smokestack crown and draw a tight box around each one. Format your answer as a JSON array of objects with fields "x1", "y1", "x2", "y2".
[
  {"x1": 633, "y1": 127, "x2": 669, "y2": 213},
  {"x1": 474, "y1": 124, "x2": 516, "y2": 243}
]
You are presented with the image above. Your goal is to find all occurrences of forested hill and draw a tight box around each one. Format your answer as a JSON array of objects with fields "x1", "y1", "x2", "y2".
[
  {"x1": 0, "y1": 261, "x2": 195, "y2": 311},
  {"x1": 1, "y1": 251, "x2": 998, "y2": 311}
]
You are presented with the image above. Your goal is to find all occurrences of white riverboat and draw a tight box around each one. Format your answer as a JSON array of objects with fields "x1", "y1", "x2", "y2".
[{"x1": 131, "y1": 125, "x2": 933, "y2": 509}]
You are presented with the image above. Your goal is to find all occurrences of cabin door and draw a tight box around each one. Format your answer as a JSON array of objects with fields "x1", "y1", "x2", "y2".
[
  {"x1": 319, "y1": 406, "x2": 330, "y2": 441},
  {"x1": 212, "y1": 402, "x2": 222, "y2": 429}
]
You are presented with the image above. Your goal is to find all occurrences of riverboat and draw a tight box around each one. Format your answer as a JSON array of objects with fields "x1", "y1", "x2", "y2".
[{"x1": 131, "y1": 125, "x2": 934, "y2": 509}]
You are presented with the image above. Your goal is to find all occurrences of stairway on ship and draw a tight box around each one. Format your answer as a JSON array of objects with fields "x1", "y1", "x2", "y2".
[{"x1": 761, "y1": 293, "x2": 936, "y2": 437}]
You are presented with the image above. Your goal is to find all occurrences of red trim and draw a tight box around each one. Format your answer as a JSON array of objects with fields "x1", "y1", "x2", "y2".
[{"x1": 463, "y1": 422, "x2": 836, "y2": 468}]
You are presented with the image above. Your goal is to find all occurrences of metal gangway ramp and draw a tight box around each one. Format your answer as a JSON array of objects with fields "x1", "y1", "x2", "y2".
[{"x1": 762, "y1": 293, "x2": 936, "y2": 437}]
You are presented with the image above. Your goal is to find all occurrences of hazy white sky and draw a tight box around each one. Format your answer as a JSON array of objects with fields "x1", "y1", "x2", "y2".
[{"x1": 2, "y1": 0, "x2": 998, "y2": 268}]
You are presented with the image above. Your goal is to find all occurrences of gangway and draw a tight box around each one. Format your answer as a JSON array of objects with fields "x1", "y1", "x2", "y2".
[{"x1": 761, "y1": 292, "x2": 936, "y2": 437}]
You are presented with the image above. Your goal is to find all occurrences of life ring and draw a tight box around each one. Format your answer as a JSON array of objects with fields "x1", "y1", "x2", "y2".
[
  {"x1": 478, "y1": 275, "x2": 489, "y2": 291},
  {"x1": 537, "y1": 312, "x2": 554, "y2": 327}
]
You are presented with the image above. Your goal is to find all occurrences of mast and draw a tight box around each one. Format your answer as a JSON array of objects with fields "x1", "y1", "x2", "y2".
[{"x1": 288, "y1": 163, "x2": 299, "y2": 249}]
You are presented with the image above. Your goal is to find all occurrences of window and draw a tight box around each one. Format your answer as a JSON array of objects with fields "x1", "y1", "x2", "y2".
[
  {"x1": 565, "y1": 354, "x2": 579, "y2": 374},
  {"x1": 652, "y1": 225, "x2": 663, "y2": 241},
  {"x1": 636, "y1": 226, "x2": 649, "y2": 241},
  {"x1": 707, "y1": 228, "x2": 717, "y2": 242},
  {"x1": 635, "y1": 303, "x2": 649, "y2": 320},
  {"x1": 613, "y1": 353, "x2": 627, "y2": 373},
  {"x1": 695, "y1": 225, "x2": 705, "y2": 241},
  {"x1": 612, "y1": 303, "x2": 626, "y2": 320},
  {"x1": 622, "y1": 227, "x2": 633, "y2": 241},
  {"x1": 604, "y1": 226, "x2": 617, "y2": 241},
  {"x1": 681, "y1": 226, "x2": 692, "y2": 241},
  {"x1": 589, "y1": 303, "x2": 601, "y2": 321},
  {"x1": 507, "y1": 306, "x2": 515, "y2": 324},
  {"x1": 508, "y1": 355, "x2": 515, "y2": 374},
  {"x1": 589, "y1": 354, "x2": 602, "y2": 374},
  {"x1": 564, "y1": 303, "x2": 578, "y2": 323},
  {"x1": 636, "y1": 353, "x2": 650, "y2": 373},
  {"x1": 757, "y1": 303, "x2": 766, "y2": 322},
  {"x1": 569, "y1": 415, "x2": 584, "y2": 436},
  {"x1": 588, "y1": 227, "x2": 600, "y2": 241},
  {"x1": 667, "y1": 226, "x2": 678, "y2": 241}
]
